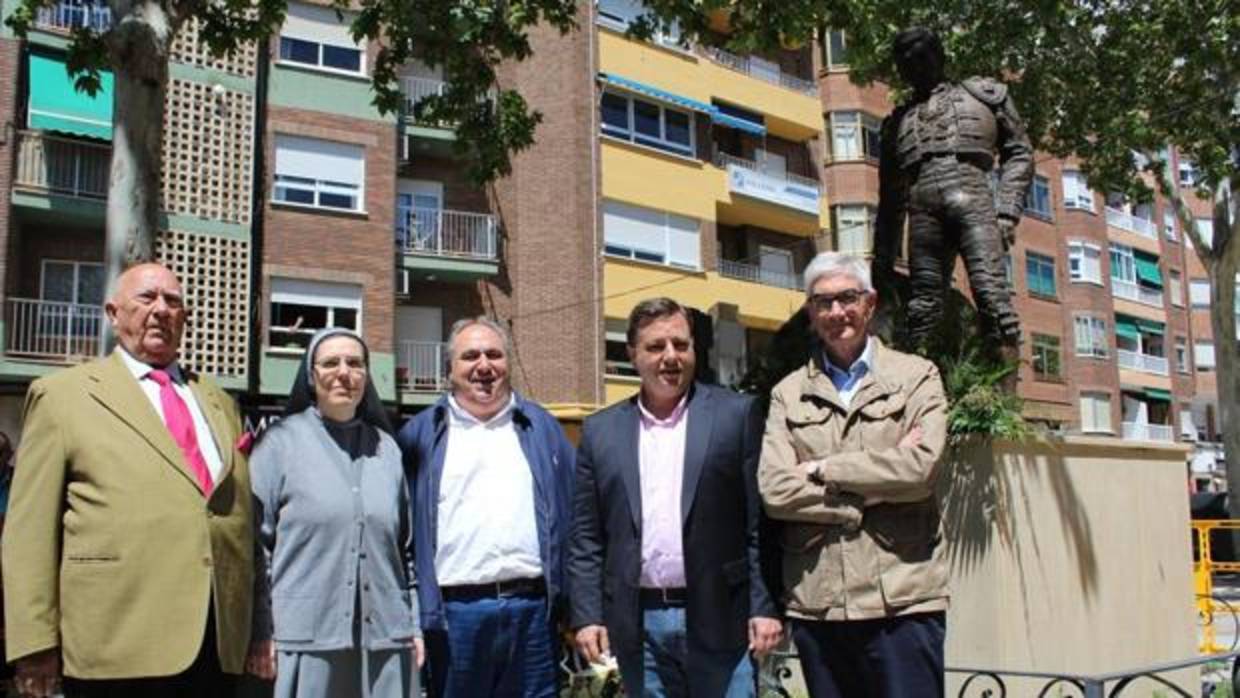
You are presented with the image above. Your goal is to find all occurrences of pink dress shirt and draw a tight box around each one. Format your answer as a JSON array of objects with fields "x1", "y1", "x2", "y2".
[{"x1": 637, "y1": 394, "x2": 689, "y2": 589}]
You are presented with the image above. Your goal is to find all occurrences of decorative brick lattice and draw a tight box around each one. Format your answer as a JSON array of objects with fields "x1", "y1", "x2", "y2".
[
  {"x1": 170, "y1": 16, "x2": 258, "y2": 77},
  {"x1": 156, "y1": 230, "x2": 251, "y2": 379},
  {"x1": 160, "y1": 78, "x2": 255, "y2": 224}
]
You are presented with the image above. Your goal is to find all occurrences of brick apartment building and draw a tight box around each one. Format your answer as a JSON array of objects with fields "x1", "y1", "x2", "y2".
[{"x1": 0, "y1": 0, "x2": 1226, "y2": 487}]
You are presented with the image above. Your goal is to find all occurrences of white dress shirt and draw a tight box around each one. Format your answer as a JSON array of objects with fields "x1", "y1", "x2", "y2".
[
  {"x1": 116, "y1": 347, "x2": 225, "y2": 484},
  {"x1": 435, "y1": 394, "x2": 543, "y2": 586}
]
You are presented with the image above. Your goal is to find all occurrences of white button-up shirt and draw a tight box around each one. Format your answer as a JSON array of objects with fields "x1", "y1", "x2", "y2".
[{"x1": 434, "y1": 394, "x2": 543, "y2": 586}]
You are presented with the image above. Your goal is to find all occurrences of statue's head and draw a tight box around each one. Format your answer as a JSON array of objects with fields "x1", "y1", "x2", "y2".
[{"x1": 892, "y1": 27, "x2": 946, "y2": 92}]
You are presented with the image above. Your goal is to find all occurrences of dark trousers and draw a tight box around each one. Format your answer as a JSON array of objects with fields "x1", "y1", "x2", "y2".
[
  {"x1": 792, "y1": 612, "x2": 946, "y2": 698},
  {"x1": 425, "y1": 595, "x2": 558, "y2": 698},
  {"x1": 62, "y1": 609, "x2": 236, "y2": 698}
]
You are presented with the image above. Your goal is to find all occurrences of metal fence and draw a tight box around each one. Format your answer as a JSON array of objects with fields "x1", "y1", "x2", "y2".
[
  {"x1": 702, "y1": 46, "x2": 817, "y2": 95},
  {"x1": 14, "y1": 130, "x2": 111, "y2": 200},
  {"x1": 5, "y1": 298, "x2": 105, "y2": 362},
  {"x1": 395, "y1": 340, "x2": 448, "y2": 393},
  {"x1": 35, "y1": 0, "x2": 112, "y2": 31},
  {"x1": 396, "y1": 208, "x2": 498, "y2": 260}
]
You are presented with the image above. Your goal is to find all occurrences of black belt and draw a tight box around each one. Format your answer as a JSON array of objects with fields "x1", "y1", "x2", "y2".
[
  {"x1": 441, "y1": 576, "x2": 546, "y2": 601},
  {"x1": 639, "y1": 587, "x2": 688, "y2": 606}
]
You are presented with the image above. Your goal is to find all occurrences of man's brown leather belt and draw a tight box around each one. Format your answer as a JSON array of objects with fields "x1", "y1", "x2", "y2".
[{"x1": 441, "y1": 576, "x2": 546, "y2": 601}]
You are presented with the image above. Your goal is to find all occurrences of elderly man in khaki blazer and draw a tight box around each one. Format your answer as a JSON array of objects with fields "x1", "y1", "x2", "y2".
[
  {"x1": 2, "y1": 263, "x2": 256, "y2": 698},
  {"x1": 759, "y1": 252, "x2": 949, "y2": 698}
]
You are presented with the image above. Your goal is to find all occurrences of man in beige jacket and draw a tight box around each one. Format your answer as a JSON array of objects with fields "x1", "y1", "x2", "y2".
[
  {"x1": 3, "y1": 263, "x2": 255, "y2": 698},
  {"x1": 759, "y1": 252, "x2": 949, "y2": 698}
]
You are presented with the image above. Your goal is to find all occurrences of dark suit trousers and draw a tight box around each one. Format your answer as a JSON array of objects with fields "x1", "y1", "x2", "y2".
[
  {"x1": 791, "y1": 612, "x2": 946, "y2": 698},
  {"x1": 62, "y1": 607, "x2": 236, "y2": 698}
]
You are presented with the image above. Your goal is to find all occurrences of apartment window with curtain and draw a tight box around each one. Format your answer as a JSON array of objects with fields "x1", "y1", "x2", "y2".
[
  {"x1": 1025, "y1": 251, "x2": 1057, "y2": 298},
  {"x1": 1169, "y1": 269, "x2": 1184, "y2": 307},
  {"x1": 1073, "y1": 315, "x2": 1108, "y2": 358},
  {"x1": 603, "y1": 199, "x2": 700, "y2": 269},
  {"x1": 1079, "y1": 391, "x2": 1113, "y2": 433},
  {"x1": 831, "y1": 204, "x2": 875, "y2": 256},
  {"x1": 1175, "y1": 336, "x2": 1189, "y2": 373},
  {"x1": 828, "y1": 112, "x2": 880, "y2": 162},
  {"x1": 1195, "y1": 342, "x2": 1215, "y2": 371},
  {"x1": 1062, "y1": 171, "x2": 1096, "y2": 212},
  {"x1": 1031, "y1": 333, "x2": 1062, "y2": 380},
  {"x1": 600, "y1": 90, "x2": 694, "y2": 157},
  {"x1": 269, "y1": 278, "x2": 362, "y2": 350},
  {"x1": 1067, "y1": 241, "x2": 1102, "y2": 284},
  {"x1": 1025, "y1": 175, "x2": 1053, "y2": 220},
  {"x1": 1190, "y1": 279, "x2": 1211, "y2": 308},
  {"x1": 273, "y1": 134, "x2": 365, "y2": 212},
  {"x1": 823, "y1": 30, "x2": 849, "y2": 68}
]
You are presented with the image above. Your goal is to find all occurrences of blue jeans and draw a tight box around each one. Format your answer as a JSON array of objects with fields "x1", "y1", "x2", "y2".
[
  {"x1": 426, "y1": 595, "x2": 558, "y2": 698},
  {"x1": 617, "y1": 606, "x2": 754, "y2": 698}
]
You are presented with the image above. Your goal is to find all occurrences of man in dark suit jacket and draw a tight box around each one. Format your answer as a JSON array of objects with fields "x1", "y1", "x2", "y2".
[{"x1": 570, "y1": 297, "x2": 781, "y2": 697}]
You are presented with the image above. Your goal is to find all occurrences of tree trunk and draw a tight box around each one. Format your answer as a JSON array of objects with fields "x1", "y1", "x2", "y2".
[
  {"x1": 103, "y1": 0, "x2": 174, "y2": 296},
  {"x1": 1209, "y1": 182, "x2": 1240, "y2": 518}
]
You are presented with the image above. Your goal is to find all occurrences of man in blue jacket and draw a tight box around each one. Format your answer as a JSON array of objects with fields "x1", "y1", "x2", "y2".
[{"x1": 398, "y1": 316, "x2": 575, "y2": 698}]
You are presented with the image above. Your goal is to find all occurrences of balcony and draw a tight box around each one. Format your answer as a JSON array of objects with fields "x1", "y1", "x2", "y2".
[
  {"x1": 14, "y1": 130, "x2": 110, "y2": 200},
  {"x1": 4, "y1": 298, "x2": 105, "y2": 363},
  {"x1": 396, "y1": 340, "x2": 448, "y2": 393},
  {"x1": 1105, "y1": 207, "x2": 1157, "y2": 240},
  {"x1": 702, "y1": 46, "x2": 816, "y2": 96},
  {"x1": 1111, "y1": 278, "x2": 1164, "y2": 308},
  {"x1": 1117, "y1": 349, "x2": 1169, "y2": 376},
  {"x1": 717, "y1": 255, "x2": 800, "y2": 291},
  {"x1": 1121, "y1": 422, "x2": 1174, "y2": 443},
  {"x1": 396, "y1": 208, "x2": 498, "y2": 261},
  {"x1": 34, "y1": 0, "x2": 112, "y2": 32},
  {"x1": 715, "y1": 152, "x2": 821, "y2": 216},
  {"x1": 402, "y1": 77, "x2": 447, "y2": 116}
]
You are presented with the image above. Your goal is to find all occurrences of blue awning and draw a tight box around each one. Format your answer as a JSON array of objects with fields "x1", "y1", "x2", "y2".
[
  {"x1": 598, "y1": 73, "x2": 714, "y2": 113},
  {"x1": 598, "y1": 72, "x2": 768, "y2": 136},
  {"x1": 27, "y1": 51, "x2": 113, "y2": 140}
]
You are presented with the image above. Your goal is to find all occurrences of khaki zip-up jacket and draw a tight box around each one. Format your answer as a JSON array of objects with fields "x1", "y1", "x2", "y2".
[{"x1": 759, "y1": 338, "x2": 949, "y2": 621}]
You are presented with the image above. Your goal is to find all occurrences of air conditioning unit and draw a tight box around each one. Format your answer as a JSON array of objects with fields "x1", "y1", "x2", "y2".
[{"x1": 396, "y1": 268, "x2": 411, "y2": 296}]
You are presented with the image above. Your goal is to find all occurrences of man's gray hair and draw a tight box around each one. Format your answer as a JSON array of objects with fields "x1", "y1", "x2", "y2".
[
  {"x1": 803, "y1": 252, "x2": 873, "y2": 295},
  {"x1": 447, "y1": 316, "x2": 513, "y2": 360}
]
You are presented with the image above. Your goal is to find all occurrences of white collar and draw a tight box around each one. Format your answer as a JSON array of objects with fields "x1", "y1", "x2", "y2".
[
  {"x1": 447, "y1": 392, "x2": 516, "y2": 427},
  {"x1": 116, "y1": 347, "x2": 184, "y2": 384}
]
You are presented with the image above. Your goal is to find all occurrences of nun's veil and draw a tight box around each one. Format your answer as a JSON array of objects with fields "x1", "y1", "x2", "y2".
[{"x1": 284, "y1": 327, "x2": 395, "y2": 436}]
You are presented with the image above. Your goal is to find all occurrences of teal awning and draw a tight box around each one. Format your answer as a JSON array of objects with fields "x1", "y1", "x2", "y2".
[
  {"x1": 27, "y1": 51, "x2": 113, "y2": 140},
  {"x1": 1144, "y1": 387, "x2": 1172, "y2": 401},
  {"x1": 598, "y1": 72, "x2": 768, "y2": 136},
  {"x1": 1133, "y1": 250, "x2": 1163, "y2": 288},
  {"x1": 1114, "y1": 316, "x2": 1140, "y2": 341},
  {"x1": 1135, "y1": 317, "x2": 1165, "y2": 336}
]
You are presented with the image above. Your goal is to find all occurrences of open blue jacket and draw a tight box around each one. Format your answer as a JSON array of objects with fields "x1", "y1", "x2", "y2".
[{"x1": 397, "y1": 392, "x2": 576, "y2": 631}]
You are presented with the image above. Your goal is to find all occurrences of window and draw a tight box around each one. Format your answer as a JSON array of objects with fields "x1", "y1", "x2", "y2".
[
  {"x1": 1194, "y1": 218, "x2": 1214, "y2": 249},
  {"x1": 1025, "y1": 175, "x2": 1052, "y2": 220},
  {"x1": 1073, "y1": 316, "x2": 1108, "y2": 358},
  {"x1": 39, "y1": 260, "x2": 105, "y2": 340},
  {"x1": 832, "y1": 204, "x2": 875, "y2": 256},
  {"x1": 828, "y1": 111, "x2": 880, "y2": 162},
  {"x1": 1110, "y1": 244, "x2": 1136, "y2": 284},
  {"x1": 1067, "y1": 241, "x2": 1102, "y2": 284},
  {"x1": 596, "y1": 0, "x2": 681, "y2": 44},
  {"x1": 1026, "y1": 251, "x2": 1056, "y2": 298},
  {"x1": 600, "y1": 90, "x2": 693, "y2": 156},
  {"x1": 603, "y1": 199, "x2": 700, "y2": 269},
  {"x1": 1003, "y1": 253, "x2": 1013, "y2": 285},
  {"x1": 1195, "y1": 342, "x2": 1216, "y2": 371},
  {"x1": 1169, "y1": 270, "x2": 1184, "y2": 307},
  {"x1": 279, "y1": 2, "x2": 365, "y2": 74},
  {"x1": 1079, "y1": 391, "x2": 1113, "y2": 433},
  {"x1": 823, "y1": 29, "x2": 849, "y2": 68},
  {"x1": 1175, "y1": 336, "x2": 1189, "y2": 373},
  {"x1": 604, "y1": 319, "x2": 637, "y2": 376},
  {"x1": 1031, "y1": 333, "x2": 1062, "y2": 380},
  {"x1": 273, "y1": 134, "x2": 364, "y2": 211},
  {"x1": 1179, "y1": 160, "x2": 1197, "y2": 187},
  {"x1": 41, "y1": 260, "x2": 104, "y2": 306},
  {"x1": 1190, "y1": 279, "x2": 1211, "y2": 308},
  {"x1": 1163, "y1": 209, "x2": 1177, "y2": 240},
  {"x1": 269, "y1": 278, "x2": 362, "y2": 350},
  {"x1": 1062, "y1": 171, "x2": 1095, "y2": 212}
]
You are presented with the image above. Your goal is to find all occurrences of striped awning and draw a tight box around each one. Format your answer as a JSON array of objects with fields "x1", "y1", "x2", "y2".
[
  {"x1": 598, "y1": 72, "x2": 768, "y2": 136},
  {"x1": 1144, "y1": 387, "x2": 1172, "y2": 401},
  {"x1": 1134, "y1": 250, "x2": 1163, "y2": 289},
  {"x1": 1114, "y1": 316, "x2": 1140, "y2": 341}
]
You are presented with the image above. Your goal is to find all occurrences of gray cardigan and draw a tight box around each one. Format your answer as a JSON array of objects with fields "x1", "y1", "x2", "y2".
[{"x1": 250, "y1": 409, "x2": 419, "y2": 651}]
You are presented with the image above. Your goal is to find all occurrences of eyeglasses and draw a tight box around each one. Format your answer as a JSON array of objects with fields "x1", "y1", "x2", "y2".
[
  {"x1": 808, "y1": 289, "x2": 868, "y2": 312},
  {"x1": 314, "y1": 356, "x2": 367, "y2": 374}
]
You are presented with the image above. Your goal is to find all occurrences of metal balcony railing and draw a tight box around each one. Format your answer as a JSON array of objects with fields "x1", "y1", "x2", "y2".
[
  {"x1": 702, "y1": 46, "x2": 817, "y2": 95},
  {"x1": 1121, "y1": 421, "x2": 1175, "y2": 443},
  {"x1": 1117, "y1": 348, "x2": 1170, "y2": 376},
  {"x1": 713, "y1": 152, "x2": 822, "y2": 192},
  {"x1": 1105, "y1": 206, "x2": 1158, "y2": 239},
  {"x1": 14, "y1": 130, "x2": 110, "y2": 200},
  {"x1": 401, "y1": 77, "x2": 448, "y2": 115},
  {"x1": 396, "y1": 340, "x2": 448, "y2": 393},
  {"x1": 35, "y1": 0, "x2": 112, "y2": 32},
  {"x1": 396, "y1": 208, "x2": 498, "y2": 261},
  {"x1": 5, "y1": 298, "x2": 105, "y2": 362},
  {"x1": 716, "y1": 255, "x2": 800, "y2": 291},
  {"x1": 1111, "y1": 278, "x2": 1164, "y2": 307}
]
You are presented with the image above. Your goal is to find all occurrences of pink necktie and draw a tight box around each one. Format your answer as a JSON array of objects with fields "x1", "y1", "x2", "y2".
[{"x1": 147, "y1": 368, "x2": 214, "y2": 497}]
